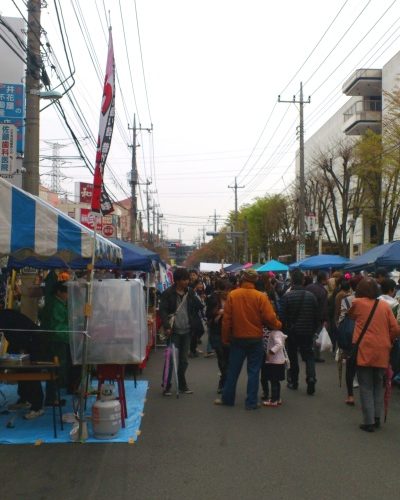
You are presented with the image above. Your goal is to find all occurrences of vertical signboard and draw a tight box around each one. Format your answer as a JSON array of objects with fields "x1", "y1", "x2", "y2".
[
  {"x1": 0, "y1": 83, "x2": 25, "y2": 154},
  {"x1": 0, "y1": 124, "x2": 17, "y2": 177}
]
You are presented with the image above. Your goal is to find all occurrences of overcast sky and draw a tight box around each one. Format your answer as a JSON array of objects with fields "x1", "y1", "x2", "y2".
[{"x1": 2, "y1": 0, "x2": 400, "y2": 244}]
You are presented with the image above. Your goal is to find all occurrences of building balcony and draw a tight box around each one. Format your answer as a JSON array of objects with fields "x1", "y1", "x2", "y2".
[
  {"x1": 343, "y1": 99, "x2": 382, "y2": 135},
  {"x1": 342, "y1": 68, "x2": 382, "y2": 96}
]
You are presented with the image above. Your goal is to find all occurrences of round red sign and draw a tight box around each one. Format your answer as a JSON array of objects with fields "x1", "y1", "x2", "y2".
[{"x1": 102, "y1": 224, "x2": 114, "y2": 237}]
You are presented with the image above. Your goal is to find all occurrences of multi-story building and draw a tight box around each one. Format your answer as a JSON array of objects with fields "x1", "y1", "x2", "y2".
[{"x1": 300, "y1": 50, "x2": 400, "y2": 255}]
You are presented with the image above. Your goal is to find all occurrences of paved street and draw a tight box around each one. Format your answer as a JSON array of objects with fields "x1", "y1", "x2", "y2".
[{"x1": 1, "y1": 349, "x2": 400, "y2": 500}]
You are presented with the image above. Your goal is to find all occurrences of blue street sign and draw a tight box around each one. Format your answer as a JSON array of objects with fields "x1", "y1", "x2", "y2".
[{"x1": 0, "y1": 83, "x2": 25, "y2": 154}]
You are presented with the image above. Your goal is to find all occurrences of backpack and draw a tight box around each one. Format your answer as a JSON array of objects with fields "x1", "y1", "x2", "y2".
[{"x1": 337, "y1": 297, "x2": 355, "y2": 350}]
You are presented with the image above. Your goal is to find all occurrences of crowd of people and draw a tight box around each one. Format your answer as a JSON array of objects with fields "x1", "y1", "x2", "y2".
[{"x1": 159, "y1": 265, "x2": 400, "y2": 432}]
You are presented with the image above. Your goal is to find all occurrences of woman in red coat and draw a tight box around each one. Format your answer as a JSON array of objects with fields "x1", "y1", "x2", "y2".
[{"x1": 348, "y1": 278, "x2": 400, "y2": 432}]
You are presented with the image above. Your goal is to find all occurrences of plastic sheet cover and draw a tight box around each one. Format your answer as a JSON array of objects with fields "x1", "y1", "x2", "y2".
[{"x1": 69, "y1": 279, "x2": 147, "y2": 364}]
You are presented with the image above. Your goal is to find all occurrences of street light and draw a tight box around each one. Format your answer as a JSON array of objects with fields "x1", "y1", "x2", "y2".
[{"x1": 29, "y1": 89, "x2": 63, "y2": 100}]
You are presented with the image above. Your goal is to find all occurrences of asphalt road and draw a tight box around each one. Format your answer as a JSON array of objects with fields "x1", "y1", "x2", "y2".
[{"x1": 1, "y1": 349, "x2": 400, "y2": 500}]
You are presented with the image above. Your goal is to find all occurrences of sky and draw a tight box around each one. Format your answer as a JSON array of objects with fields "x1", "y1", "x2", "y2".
[{"x1": 2, "y1": 0, "x2": 400, "y2": 244}]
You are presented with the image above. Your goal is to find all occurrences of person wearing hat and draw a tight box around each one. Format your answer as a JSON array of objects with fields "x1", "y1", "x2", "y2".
[{"x1": 215, "y1": 269, "x2": 281, "y2": 410}]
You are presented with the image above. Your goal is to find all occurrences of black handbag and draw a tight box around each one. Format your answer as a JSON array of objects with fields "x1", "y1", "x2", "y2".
[{"x1": 347, "y1": 299, "x2": 379, "y2": 371}]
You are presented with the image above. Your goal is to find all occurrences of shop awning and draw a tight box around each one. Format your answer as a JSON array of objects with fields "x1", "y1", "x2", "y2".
[
  {"x1": 258, "y1": 260, "x2": 289, "y2": 273},
  {"x1": 0, "y1": 177, "x2": 122, "y2": 266},
  {"x1": 288, "y1": 254, "x2": 349, "y2": 271},
  {"x1": 110, "y1": 239, "x2": 162, "y2": 272},
  {"x1": 344, "y1": 241, "x2": 400, "y2": 272}
]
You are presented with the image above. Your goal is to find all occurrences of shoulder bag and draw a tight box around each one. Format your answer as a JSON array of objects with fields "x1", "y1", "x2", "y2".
[
  {"x1": 347, "y1": 299, "x2": 379, "y2": 372},
  {"x1": 159, "y1": 293, "x2": 188, "y2": 341}
]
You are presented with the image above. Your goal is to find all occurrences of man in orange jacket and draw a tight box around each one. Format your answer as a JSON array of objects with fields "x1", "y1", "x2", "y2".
[{"x1": 215, "y1": 269, "x2": 282, "y2": 409}]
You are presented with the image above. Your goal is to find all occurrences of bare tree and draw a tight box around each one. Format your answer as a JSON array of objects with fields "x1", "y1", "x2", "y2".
[{"x1": 306, "y1": 139, "x2": 362, "y2": 256}]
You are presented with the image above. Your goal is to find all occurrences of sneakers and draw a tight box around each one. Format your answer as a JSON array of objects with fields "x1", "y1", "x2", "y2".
[
  {"x1": 162, "y1": 390, "x2": 172, "y2": 396},
  {"x1": 179, "y1": 388, "x2": 193, "y2": 394},
  {"x1": 359, "y1": 424, "x2": 374, "y2": 433},
  {"x1": 287, "y1": 382, "x2": 298, "y2": 390},
  {"x1": 263, "y1": 400, "x2": 279, "y2": 407},
  {"x1": 24, "y1": 409, "x2": 44, "y2": 420},
  {"x1": 245, "y1": 403, "x2": 261, "y2": 410},
  {"x1": 214, "y1": 398, "x2": 233, "y2": 406}
]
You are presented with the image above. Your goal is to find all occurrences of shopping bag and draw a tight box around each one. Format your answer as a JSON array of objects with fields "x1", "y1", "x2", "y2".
[{"x1": 316, "y1": 326, "x2": 332, "y2": 352}]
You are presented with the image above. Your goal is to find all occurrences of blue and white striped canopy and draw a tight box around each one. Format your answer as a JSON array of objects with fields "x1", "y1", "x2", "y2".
[{"x1": 0, "y1": 177, "x2": 122, "y2": 264}]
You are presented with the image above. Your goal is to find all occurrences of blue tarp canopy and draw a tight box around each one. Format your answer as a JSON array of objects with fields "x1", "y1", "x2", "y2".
[
  {"x1": 224, "y1": 263, "x2": 243, "y2": 273},
  {"x1": 258, "y1": 259, "x2": 289, "y2": 273},
  {"x1": 289, "y1": 254, "x2": 350, "y2": 271},
  {"x1": 0, "y1": 177, "x2": 122, "y2": 269},
  {"x1": 110, "y1": 239, "x2": 162, "y2": 272},
  {"x1": 344, "y1": 241, "x2": 400, "y2": 272}
]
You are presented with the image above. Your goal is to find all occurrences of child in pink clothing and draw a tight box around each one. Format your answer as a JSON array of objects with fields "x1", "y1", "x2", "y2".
[{"x1": 262, "y1": 330, "x2": 288, "y2": 407}]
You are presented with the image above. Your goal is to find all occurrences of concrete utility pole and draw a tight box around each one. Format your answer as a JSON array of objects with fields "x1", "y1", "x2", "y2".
[
  {"x1": 278, "y1": 82, "x2": 310, "y2": 261},
  {"x1": 243, "y1": 217, "x2": 249, "y2": 263},
  {"x1": 128, "y1": 115, "x2": 152, "y2": 243},
  {"x1": 213, "y1": 209, "x2": 219, "y2": 232},
  {"x1": 178, "y1": 227, "x2": 184, "y2": 242},
  {"x1": 152, "y1": 202, "x2": 159, "y2": 244},
  {"x1": 144, "y1": 181, "x2": 152, "y2": 243},
  {"x1": 228, "y1": 177, "x2": 244, "y2": 261},
  {"x1": 23, "y1": 0, "x2": 42, "y2": 195}
]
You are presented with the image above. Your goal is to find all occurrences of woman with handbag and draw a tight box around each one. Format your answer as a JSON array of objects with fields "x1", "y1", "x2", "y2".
[{"x1": 348, "y1": 278, "x2": 400, "y2": 432}]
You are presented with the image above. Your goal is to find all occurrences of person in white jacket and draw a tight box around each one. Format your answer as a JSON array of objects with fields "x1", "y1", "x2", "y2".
[{"x1": 262, "y1": 330, "x2": 288, "y2": 407}]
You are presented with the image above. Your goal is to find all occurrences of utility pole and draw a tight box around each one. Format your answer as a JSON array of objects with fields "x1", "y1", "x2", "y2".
[
  {"x1": 213, "y1": 209, "x2": 219, "y2": 232},
  {"x1": 228, "y1": 177, "x2": 244, "y2": 261},
  {"x1": 278, "y1": 82, "x2": 310, "y2": 261},
  {"x1": 243, "y1": 217, "x2": 249, "y2": 263},
  {"x1": 23, "y1": 0, "x2": 42, "y2": 195},
  {"x1": 157, "y1": 211, "x2": 163, "y2": 244},
  {"x1": 178, "y1": 227, "x2": 184, "y2": 242},
  {"x1": 128, "y1": 115, "x2": 152, "y2": 243},
  {"x1": 152, "y1": 202, "x2": 159, "y2": 245},
  {"x1": 144, "y1": 181, "x2": 152, "y2": 243}
]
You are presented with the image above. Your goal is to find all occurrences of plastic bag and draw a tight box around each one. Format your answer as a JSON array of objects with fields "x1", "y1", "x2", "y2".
[{"x1": 316, "y1": 326, "x2": 332, "y2": 352}]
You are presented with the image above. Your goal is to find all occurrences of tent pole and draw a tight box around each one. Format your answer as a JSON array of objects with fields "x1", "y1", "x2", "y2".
[
  {"x1": 78, "y1": 218, "x2": 98, "y2": 442},
  {"x1": 6, "y1": 269, "x2": 16, "y2": 310}
]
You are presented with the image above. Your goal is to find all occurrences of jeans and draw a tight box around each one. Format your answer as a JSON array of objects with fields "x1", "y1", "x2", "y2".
[
  {"x1": 164, "y1": 333, "x2": 191, "y2": 391},
  {"x1": 222, "y1": 339, "x2": 264, "y2": 408},
  {"x1": 357, "y1": 366, "x2": 385, "y2": 425},
  {"x1": 287, "y1": 335, "x2": 316, "y2": 384}
]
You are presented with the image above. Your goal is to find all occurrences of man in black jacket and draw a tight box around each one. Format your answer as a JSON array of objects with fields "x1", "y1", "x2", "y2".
[
  {"x1": 281, "y1": 270, "x2": 319, "y2": 395},
  {"x1": 159, "y1": 267, "x2": 204, "y2": 395}
]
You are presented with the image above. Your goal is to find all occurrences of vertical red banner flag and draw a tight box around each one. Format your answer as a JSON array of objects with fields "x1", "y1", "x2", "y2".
[{"x1": 91, "y1": 29, "x2": 115, "y2": 215}]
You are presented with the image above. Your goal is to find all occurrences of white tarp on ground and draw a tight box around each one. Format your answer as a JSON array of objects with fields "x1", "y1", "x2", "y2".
[{"x1": 199, "y1": 262, "x2": 231, "y2": 273}]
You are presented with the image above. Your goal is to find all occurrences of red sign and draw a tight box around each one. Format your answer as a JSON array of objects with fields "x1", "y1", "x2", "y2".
[
  {"x1": 79, "y1": 182, "x2": 93, "y2": 204},
  {"x1": 102, "y1": 224, "x2": 115, "y2": 238},
  {"x1": 80, "y1": 208, "x2": 102, "y2": 231}
]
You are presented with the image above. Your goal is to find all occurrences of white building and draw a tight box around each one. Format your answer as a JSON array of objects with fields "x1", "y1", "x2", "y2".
[{"x1": 300, "y1": 50, "x2": 400, "y2": 255}]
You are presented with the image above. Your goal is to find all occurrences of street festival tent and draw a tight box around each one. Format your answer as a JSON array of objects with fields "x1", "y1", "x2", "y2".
[
  {"x1": 110, "y1": 238, "x2": 163, "y2": 272},
  {"x1": 344, "y1": 240, "x2": 400, "y2": 272},
  {"x1": 199, "y1": 262, "x2": 230, "y2": 272},
  {"x1": 257, "y1": 259, "x2": 289, "y2": 273},
  {"x1": 224, "y1": 263, "x2": 244, "y2": 273},
  {"x1": 289, "y1": 254, "x2": 350, "y2": 271},
  {"x1": 0, "y1": 177, "x2": 122, "y2": 267}
]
